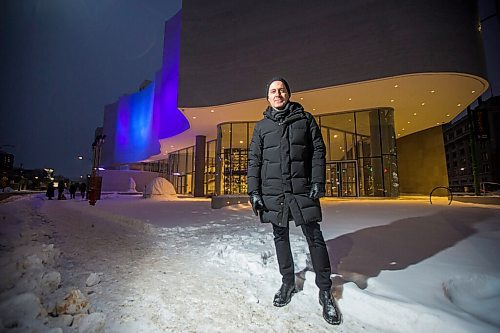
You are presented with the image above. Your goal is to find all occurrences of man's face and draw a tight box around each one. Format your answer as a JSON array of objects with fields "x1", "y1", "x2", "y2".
[{"x1": 267, "y1": 81, "x2": 289, "y2": 109}]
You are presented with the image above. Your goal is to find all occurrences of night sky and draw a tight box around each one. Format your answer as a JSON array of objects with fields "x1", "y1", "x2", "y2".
[
  {"x1": 0, "y1": 0, "x2": 181, "y2": 179},
  {"x1": 0, "y1": 0, "x2": 498, "y2": 180}
]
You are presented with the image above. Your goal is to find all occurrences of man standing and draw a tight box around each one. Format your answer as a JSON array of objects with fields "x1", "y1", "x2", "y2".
[{"x1": 247, "y1": 77, "x2": 341, "y2": 325}]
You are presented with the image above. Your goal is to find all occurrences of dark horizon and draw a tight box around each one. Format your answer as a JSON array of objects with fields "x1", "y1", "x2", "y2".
[{"x1": 0, "y1": 0, "x2": 182, "y2": 179}]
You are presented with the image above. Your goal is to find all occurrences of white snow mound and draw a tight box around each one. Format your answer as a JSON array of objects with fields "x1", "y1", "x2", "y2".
[
  {"x1": 144, "y1": 177, "x2": 177, "y2": 198},
  {"x1": 443, "y1": 274, "x2": 500, "y2": 327}
]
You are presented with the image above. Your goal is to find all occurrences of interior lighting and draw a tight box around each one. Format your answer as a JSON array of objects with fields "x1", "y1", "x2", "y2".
[
  {"x1": 333, "y1": 134, "x2": 338, "y2": 138},
  {"x1": 192, "y1": 116, "x2": 197, "y2": 119},
  {"x1": 210, "y1": 109, "x2": 215, "y2": 113},
  {"x1": 471, "y1": 90, "x2": 475, "y2": 94},
  {"x1": 413, "y1": 112, "x2": 417, "y2": 116},
  {"x1": 397, "y1": 134, "x2": 401, "y2": 137},
  {"x1": 394, "y1": 84, "x2": 398, "y2": 88},
  {"x1": 421, "y1": 102, "x2": 425, "y2": 106},
  {"x1": 402, "y1": 128, "x2": 405, "y2": 131},
  {"x1": 239, "y1": 140, "x2": 244, "y2": 144},
  {"x1": 446, "y1": 114, "x2": 450, "y2": 117},
  {"x1": 300, "y1": 97, "x2": 304, "y2": 100},
  {"x1": 390, "y1": 99, "x2": 394, "y2": 102},
  {"x1": 457, "y1": 103, "x2": 462, "y2": 107},
  {"x1": 348, "y1": 98, "x2": 352, "y2": 101},
  {"x1": 430, "y1": 90, "x2": 435, "y2": 93},
  {"x1": 407, "y1": 121, "x2": 411, "y2": 124},
  {"x1": 313, "y1": 108, "x2": 316, "y2": 111}
]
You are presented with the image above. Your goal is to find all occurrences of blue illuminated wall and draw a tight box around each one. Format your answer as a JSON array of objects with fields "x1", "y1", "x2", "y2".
[
  {"x1": 106, "y1": 10, "x2": 189, "y2": 166},
  {"x1": 155, "y1": 10, "x2": 190, "y2": 139},
  {"x1": 114, "y1": 82, "x2": 159, "y2": 164}
]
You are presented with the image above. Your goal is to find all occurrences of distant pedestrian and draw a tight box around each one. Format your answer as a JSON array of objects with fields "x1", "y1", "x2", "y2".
[
  {"x1": 1, "y1": 176, "x2": 8, "y2": 192},
  {"x1": 79, "y1": 182, "x2": 87, "y2": 199},
  {"x1": 57, "y1": 180, "x2": 66, "y2": 200},
  {"x1": 46, "y1": 182, "x2": 55, "y2": 200},
  {"x1": 69, "y1": 183, "x2": 78, "y2": 199}
]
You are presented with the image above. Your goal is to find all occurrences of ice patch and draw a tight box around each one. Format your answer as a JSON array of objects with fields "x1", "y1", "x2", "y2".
[{"x1": 443, "y1": 274, "x2": 500, "y2": 327}]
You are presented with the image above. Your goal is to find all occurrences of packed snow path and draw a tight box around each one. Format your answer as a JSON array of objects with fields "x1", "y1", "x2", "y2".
[{"x1": 1, "y1": 194, "x2": 499, "y2": 332}]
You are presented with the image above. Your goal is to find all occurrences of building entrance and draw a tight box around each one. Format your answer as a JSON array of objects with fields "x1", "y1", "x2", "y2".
[{"x1": 326, "y1": 160, "x2": 358, "y2": 197}]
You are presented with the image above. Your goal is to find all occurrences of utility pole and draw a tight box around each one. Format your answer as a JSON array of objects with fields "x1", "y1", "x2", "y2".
[{"x1": 88, "y1": 135, "x2": 106, "y2": 205}]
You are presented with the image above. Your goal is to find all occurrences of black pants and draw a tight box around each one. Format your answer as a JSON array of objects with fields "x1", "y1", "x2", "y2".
[{"x1": 272, "y1": 222, "x2": 332, "y2": 291}]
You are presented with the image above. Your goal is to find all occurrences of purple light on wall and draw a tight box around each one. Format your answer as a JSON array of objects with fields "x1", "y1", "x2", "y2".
[
  {"x1": 115, "y1": 82, "x2": 160, "y2": 164},
  {"x1": 103, "y1": 10, "x2": 188, "y2": 167},
  {"x1": 154, "y1": 10, "x2": 189, "y2": 139}
]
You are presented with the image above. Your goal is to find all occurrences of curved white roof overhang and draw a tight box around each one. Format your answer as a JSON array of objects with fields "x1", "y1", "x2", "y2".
[{"x1": 149, "y1": 72, "x2": 488, "y2": 161}]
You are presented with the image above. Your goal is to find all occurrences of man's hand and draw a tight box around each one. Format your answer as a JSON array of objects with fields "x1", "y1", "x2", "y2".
[
  {"x1": 249, "y1": 192, "x2": 265, "y2": 216},
  {"x1": 309, "y1": 183, "x2": 325, "y2": 199}
]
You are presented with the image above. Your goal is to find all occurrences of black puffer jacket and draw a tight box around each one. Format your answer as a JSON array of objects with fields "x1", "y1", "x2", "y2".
[{"x1": 247, "y1": 102, "x2": 326, "y2": 227}]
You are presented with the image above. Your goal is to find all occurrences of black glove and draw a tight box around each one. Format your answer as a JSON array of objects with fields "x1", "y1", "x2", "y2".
[
  {"x1": 249, "y1": 192, "x2": 265, "y2": 216},
  {"x1": 308, "y1": 183, "x2": 325, "y2": 199}
]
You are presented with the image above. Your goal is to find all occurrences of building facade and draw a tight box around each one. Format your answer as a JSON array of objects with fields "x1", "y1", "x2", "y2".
[
  {"x1": 444, "y1": 96, "x2": 500, "y2": 193},
  {"x1": 99, "y1": 1, "x2": 490, "y2": 198}
]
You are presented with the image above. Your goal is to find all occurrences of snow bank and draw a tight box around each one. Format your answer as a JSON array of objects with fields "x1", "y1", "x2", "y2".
[
  {"x1": 144, "y1": 177, "x2": 177, "y2": 199},
  {"x1": 0, "y1": 196, "x2": 106, "y2": 333},
  {"x1": 443, "y1": 274, "x2": 500, "y2": 326},
  {"x1": 2, "y1": 194, "x2": 500, "y2": 332}
]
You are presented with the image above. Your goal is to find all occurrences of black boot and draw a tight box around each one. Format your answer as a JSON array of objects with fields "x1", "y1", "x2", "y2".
[
  {"x1": 273, "y1": 283, "x2": 296, "y2": 307},
  {"x1": 319, "y1": 290, "x2": 342, "y2": 325}
]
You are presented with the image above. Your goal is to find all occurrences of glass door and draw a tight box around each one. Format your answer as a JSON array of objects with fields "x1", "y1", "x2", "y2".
[
  {"x1": 326, "y1": 163, "x2": 340, "y2": 197},
  {"x1": 326, "y1": 160, "x2": 358, "y2": 197}
]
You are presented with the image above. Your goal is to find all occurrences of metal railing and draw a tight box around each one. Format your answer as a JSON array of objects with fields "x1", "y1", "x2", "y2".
[{"x1": 429, "y1": 186, "x2": 453, "y2": 205}]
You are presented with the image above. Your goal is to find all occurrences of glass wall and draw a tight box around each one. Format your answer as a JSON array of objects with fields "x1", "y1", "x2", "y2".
[
  {"x1": 166, "y1": 146, "x2": 195, "y2": 195},
  {"x1": 320, "y1": 108, "x2": 398, "y2": 197},
  {"x1": 218, "y1": 122, "x2": 251, "y2": 195},
  {"x1": 205, "y1": 139, "x2": 217, "y2": 196},
  {"x1": 143, "y1": 159, "x2": 168, "y2": 177},
  {"x1": 215, "y1": 108, "x2": 398, "y2": 197}
]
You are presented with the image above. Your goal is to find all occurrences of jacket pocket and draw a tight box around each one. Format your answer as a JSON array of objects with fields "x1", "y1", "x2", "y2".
[{"x1": 262, "y1": 161, "x2": 268, "y2": 186}]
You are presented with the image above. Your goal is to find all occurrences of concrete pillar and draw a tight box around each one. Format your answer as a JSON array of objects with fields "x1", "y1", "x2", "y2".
[
  {"x1": 194, "y1": 135, "x2": 206, "y2": 197},
  {"x1": 369, "y1": 110, "x2": 385, "y2": 196}
]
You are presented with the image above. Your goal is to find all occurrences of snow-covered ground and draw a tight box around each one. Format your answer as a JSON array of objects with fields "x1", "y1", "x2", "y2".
[{"x1": 1, "y1": 193, "x2": 499, "y2": 332}]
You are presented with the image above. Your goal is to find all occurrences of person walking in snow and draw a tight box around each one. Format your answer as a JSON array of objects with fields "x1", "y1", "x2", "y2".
[
  {"x1": 69, "y1": 182, "x2": 78, "y2": 199},
  {"x1": 247, "y1": 77, "x2": 341, "y2": 325},
  {"x1": 79, "y1": 182, "x2": 87, "y2": 199},
  {"x1": 46, "y1": 181, "x2": 55, "y2": 200},
  {"x1": 57, "y1": 180, "x2": 66, "y2": 200}
]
